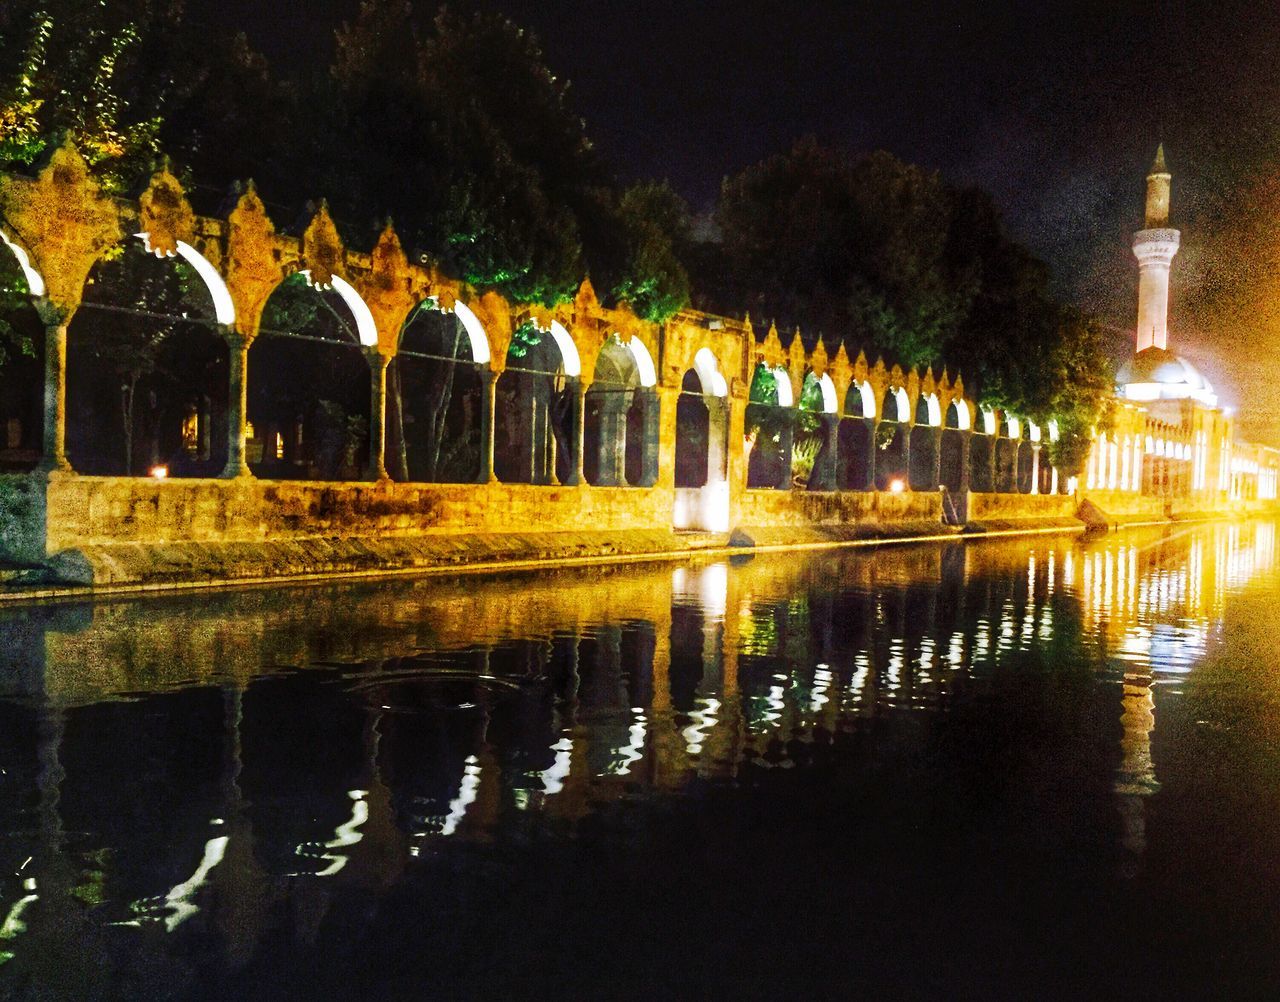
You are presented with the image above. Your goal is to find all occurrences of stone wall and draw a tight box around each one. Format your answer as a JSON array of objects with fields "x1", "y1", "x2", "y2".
[
  {"x1": 736, "y1": 488, "x2": 942, "y2": 529},
  {"x1": 42, "y1": 472, "x2": 673, "y2": 550},
  {"x1": 967, "y1": 492, "x2": 1079, "y2": 522}
]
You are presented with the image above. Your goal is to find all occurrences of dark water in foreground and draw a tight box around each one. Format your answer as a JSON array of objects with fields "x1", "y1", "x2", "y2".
[{"x1": 2, "y1": 522, "x2": 1280, "y2": 1000}]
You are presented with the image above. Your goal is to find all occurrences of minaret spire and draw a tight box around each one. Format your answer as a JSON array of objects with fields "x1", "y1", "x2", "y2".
[{"x1": 1133, "y1": 145, "x2": 1179, "y2": 353}]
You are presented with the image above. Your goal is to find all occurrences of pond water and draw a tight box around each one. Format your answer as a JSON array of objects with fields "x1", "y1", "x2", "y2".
[{"x1": 2, "y1": 521, "x2": 1280, "y2": 999}]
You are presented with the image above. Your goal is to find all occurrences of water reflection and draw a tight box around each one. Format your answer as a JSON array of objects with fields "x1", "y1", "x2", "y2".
[{"x1": 1, "y1": 520, "x2": 1278, "y2": 995}]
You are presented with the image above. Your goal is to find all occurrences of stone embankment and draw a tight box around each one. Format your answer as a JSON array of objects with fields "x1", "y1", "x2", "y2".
[{"x1": 0, "y1": 471, "x2": 1273, "y2": 601}]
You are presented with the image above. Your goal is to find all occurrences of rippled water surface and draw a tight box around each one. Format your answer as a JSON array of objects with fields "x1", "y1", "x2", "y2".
[{"x1": 4, "y1": 522, "x2": 1280, "y2": 999}]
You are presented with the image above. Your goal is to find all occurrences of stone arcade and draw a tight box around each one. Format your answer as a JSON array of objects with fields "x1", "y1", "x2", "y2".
[{"x1": 0, "y1": 141, "x2": 1274, "y2": 590}]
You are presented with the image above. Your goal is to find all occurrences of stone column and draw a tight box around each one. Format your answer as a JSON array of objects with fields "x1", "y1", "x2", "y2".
[
  {"x1": 477, "y1": 368, "x2": 497, "y2": 483},
  {"x1": 38, "y1": 319, "x2": 72, "y2": 472},
  {"x1": 864, "y1": 419, "x2": 877, "y2": 491},
  {"x1": 776, "y1": 411, "x2": 794, "y2": 490},
  {"x1": 656, "y1": 385, "x2": 680, "y2": 489},
  {"x1": 572, "y1": 377, "x2": 587, "y2": 486},
  {"x1": 929, "y1": 427, "x2": 943, "y2": 489},
  {"x1": 899, "y1": 424, "x2": 911, "y2": 490},
  {"x1": 640, "y1": 388, "x2": 660, "y2": 487},
  {"x1": 707, "y1": 397, "x2": 729, "y2": 488},
  {"x1": 220, "y1": 330, "x2": 252, "y2": 478},
  {"x1": 808, "y1": 414, "x2": 839, "y2": 491},
  {"x1": 1031, "y1": 443, "x2": 1042, "y2": 495},
  {"x1": 364, "y1": 348, "x2": 389, "y2": 481},
  {"x1": 958, "y1": 430, "x2": 973, "y2": 494}
]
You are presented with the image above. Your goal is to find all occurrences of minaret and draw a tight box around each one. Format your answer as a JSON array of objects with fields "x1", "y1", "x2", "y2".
[{"x1": 1132, "y1": 144, "x2": 1180, "y2": 353}]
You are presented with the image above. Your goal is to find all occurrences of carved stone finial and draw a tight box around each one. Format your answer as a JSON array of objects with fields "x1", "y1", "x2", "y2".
[
  {"x1": 138, "y1": 163, "x2": 195, "y2": 257},
  {"x1": 301, "y1": 201, "x2": 344, "y2": 288},
  {"x1": 225, "y1": 183, "x2": 281, "y2": 339},
  {"x1": 0, "y1": 135, "x2": 122, "y2": 316}
]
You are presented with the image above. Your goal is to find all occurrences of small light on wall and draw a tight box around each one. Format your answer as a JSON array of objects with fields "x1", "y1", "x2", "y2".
[
  {"x1": 150, "y1": 465, "x2": 169, "y2": 479},
  {"x1": 889, "y1": 478, "x2": 906, "y2": 494}
]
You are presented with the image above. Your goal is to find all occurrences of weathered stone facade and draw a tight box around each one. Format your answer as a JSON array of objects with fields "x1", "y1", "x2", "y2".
[{"x1": 0, "y1": 141, "x2": 1274, "y2": 591}]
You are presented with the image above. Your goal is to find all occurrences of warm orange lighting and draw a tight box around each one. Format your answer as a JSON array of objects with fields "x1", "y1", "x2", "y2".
[
  {"x1": 889, "y1": 478, "x2": 906, "y2": 494},
  {"x1": 150, "y1": 465, "x2": 169, "y2": 479}
]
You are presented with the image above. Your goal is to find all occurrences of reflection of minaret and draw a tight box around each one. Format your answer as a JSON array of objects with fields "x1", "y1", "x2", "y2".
[
  {"x1": 1114, "y1": 671, "x2": 1160, "y2": 877},
  {"x1": 1132, "y1": 145, "x2": 1180, "y2": 353}
]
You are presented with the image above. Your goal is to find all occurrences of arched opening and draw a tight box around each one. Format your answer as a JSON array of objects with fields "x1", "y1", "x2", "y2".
[
  {"x1": 995, "y1": 416, "x2": 1021, "y2": 493},
  {"x1": 584, "y1": 336, "x2": 656, "y2": 486},
  {"x1": 248, "y1": 272, "x2": 371, "y2": 481},
  {"x1": 940, "y1": 399, "x2": 968, "y2": 491},
  {"x1": 909, "y1": 392, "x2": 941, "y2": 489},
  {"x1": 0, "y1": 238, "x2": 46, "y2": 471},
  {"x1": 494, "y1": 321, "x2": 576, "y2": 484},
  {"x1": 836, "y1": 380, "x2": 875, "y2": 490},
  {"x1": 675, "y1": 368, "x2": 710, "y2": 487},
  {"x1": 876, "y1": 386, "x2": 909, "y2": 490},
  {"x1": 795, "y1": 371, "x2": 838, "y2": 490},
  {"x1": 387, "y1": 301, "x2": 486, "y2": 482},
  {"x1": 746, "y1": 364, "x2": 793, "y2": 489},
  {"x1": 67, "y1": 241, "x2": 229, "y2": 476}
]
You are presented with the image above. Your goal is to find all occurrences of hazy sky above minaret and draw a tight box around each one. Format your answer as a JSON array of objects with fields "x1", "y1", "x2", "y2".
[{"x1": 188, "y1": 0, "x2": 1280, "y2": 439}]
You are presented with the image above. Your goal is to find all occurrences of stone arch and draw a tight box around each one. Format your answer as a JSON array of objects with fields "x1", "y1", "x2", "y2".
[
  {"x1": 495, "y1": 321, "x2": 578, "y2": 484},
  {"x1": 584, "y1": 335, "x2": 656, "y2": 486},
  {"x1": 247, "y1": 271, "x2": 373, "y2": 480},
  {"x1": 137, "y1": 232, "x2": 235, "y2": 326},
  {"x1": 796, "y1": 370, "x2": 838, "y2": 490},
  {"x1": 909, "y1": 392, "x2": 942, "y2": 489},
  {"x1": 969, "y1": 407, "x2": 997, "y2": 492},
  {"x1": 876, "y1": 385, "x2": 910, "y2": 489},
  {"x1": 994, "y1": 413, "x2": 1022, "y2": 492},
  {"x1": 940, "y1": 399, "x2": 969, "y2": 491},
  {"x1": 387, "y1": 299, "x2": 489, "y2": 483},
  {"x1": 0, "y1": 232, "x2": 47, "y2": 470},
  {"x1": 747, "y1": 362, "x2": 794, "y2": 489},
  {"x1": 836, "y1": 379, "x2": 875, "y2": 491},
  {"x1": 66, "y1": 238, "x2": 231, "y2": 477}
]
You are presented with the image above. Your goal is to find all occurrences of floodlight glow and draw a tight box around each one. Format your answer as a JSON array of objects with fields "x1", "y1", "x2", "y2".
[
  {"x1": 772, "y1": 366, "x2": 794, "y2": 407},
  {"x1": 150, "y1": 465, "x2": 169, "y2": 479},
  {"x1": 451, "y1": 300, "x2": 491, "y2": 365},
  {"x1": 627, "y1": 335, "x2": 657, "y2": 387},
  {"x1": 889, "y1": 478, "x2": 906, "y2": 494},
  {"x1": 693, "y1": 347, "x2": 728, "y2": 397},
  {"x1": 818, "y1": 373, "x2": 838, "y2": 414},
  {"x1": 856, "y1": 380, "x2": 876, "y2": 418},
  {"x1": 548, "y1": 320, "x2": 582, "y2": 377},
  {"x1": 0, "y1": 229, "x2": 45, "y2": 297},
  {"x1": 328, "y1": 274, "x2": 379, "y2": 347}
]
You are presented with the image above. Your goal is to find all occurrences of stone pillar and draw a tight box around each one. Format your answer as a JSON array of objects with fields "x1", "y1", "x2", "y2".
[
  {"x1": 707, "y1": 397, "x2": 729, "y2": 488},
  {"x1": 572, "y1": 378, "x2": 587, "y2": 486},
  {"x1": 656, "y1": 385, "x2": 679, "y2": 489},
  {"x1": 640, "y1": 388, "x2": 660, "y2": 487},
  {"x1": 864, "y1": 419, "x2": 877, "y2": 491},
  {"x1": 1031, "y1": 443, "x2": 1042, "y2": 495},
  {"x1": 929, "y1": 427, "x2": 943, "y2": 489},
  {"x1": 808, "y1": 413, "x2": 839, "y2": 491},
  {"x1": 364, "y1": 348, "x2": 389, "y2": 481},
  {"x1": 38, "y1": 319, "x2": 72, "y2": 472},
  {"x1": 899, "y1": 424, "x2": 911, "y2": 490},
  {"x1": 220, "y1": 330, "x2": 251, "y2": 478},
  {"x1": 988, "y1": 436, "x2": 999, "y2": 493},
  {"x1": 477, "y1": 368, "x2": 497, "y2": 483},
  {"x1": 958, "y1": 430, "x2": 973, "y2": 494},
  {"x1": 776, "y1": 410, "x2": 794, "y2": 490}
]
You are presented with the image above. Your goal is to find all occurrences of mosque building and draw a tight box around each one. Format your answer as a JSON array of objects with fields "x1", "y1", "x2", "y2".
[{"x1": 1086, "y1": 147, "x2": 1279, "y2": 505}]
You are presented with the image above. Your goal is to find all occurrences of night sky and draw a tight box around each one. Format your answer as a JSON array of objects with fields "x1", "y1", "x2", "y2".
[{"x1": 186, "y1": 0, "x2": 1280, "y2": 440}]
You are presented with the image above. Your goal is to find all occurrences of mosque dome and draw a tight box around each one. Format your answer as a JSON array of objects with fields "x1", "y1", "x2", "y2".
[{"x1": 1117, "y1": 346, "x2": 1217, "y2": 405}]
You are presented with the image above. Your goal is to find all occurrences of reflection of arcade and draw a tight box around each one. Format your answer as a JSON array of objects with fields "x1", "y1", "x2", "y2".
[{"x1": 1, "y1": 522, "x2": 1276, "y2": 974}]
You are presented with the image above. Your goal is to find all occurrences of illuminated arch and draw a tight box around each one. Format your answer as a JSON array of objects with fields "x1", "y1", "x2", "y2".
[
  {"x1": 884, "y1": 386, "x2": 909, "y2": 421},
  {"x1": 450, "y1": 300, "x2": 492, "y2": 365},
  {"x1": 947, "y1": 399, "x2": 971, "y2": 431},
  {"x1": 547, "y1": 320, "x2": 582, "y2": 377},
  {"x1": 625, "y1": 335, "x2": 657, "y2": 387},
  {"x1": 136, "y1": 232, "x2": 235, "y2": 325},
  {"x1": 980, "y1": 407, "x2": 997, "y2": 435},
  {"x1": 1005, "y1": 415, "x2": 1022, "y2": 438},
  {"x1": 1028, "y1": 421, "x2": 1042, "y2": 443},
  {"x1": 849, "y1": 380, "x2": 875, "y2": 418},
  {"x1": 1048, "y1": 419, "x2": 1060, "y2": 443},
  {"x1": 298, "y1": 269, "x2": 378, "y2": 347},
  {"x1": 920, "y1": 392, "x2": 942, "y2": 427},
  {"x1": 816, "y1": 373, "x2": 838, "y2": 414},
  {"x1": 0, "y1": 229, "x2": 46, "y2": 297},
  {"x1": 693, "y1": 348, "x2": 729, "y2": 397},
  {"x1": 770, "y1": 366, "x2": 794, "y2": 407}
]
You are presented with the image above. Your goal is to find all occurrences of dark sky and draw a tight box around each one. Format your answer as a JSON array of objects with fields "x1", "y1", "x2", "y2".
[{"x1": 187, "y1": 0, "x2": 1280, "y2": 439}]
